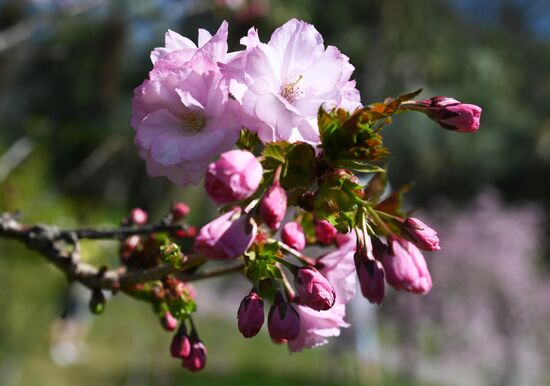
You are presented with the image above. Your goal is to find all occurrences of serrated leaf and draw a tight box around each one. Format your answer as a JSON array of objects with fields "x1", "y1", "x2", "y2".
[{"x1": 338, "y1": 159, "x2": 386, "y2": 173}]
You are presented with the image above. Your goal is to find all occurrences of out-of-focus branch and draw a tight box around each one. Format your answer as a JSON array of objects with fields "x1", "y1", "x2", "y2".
[{"x1": 0, "y1": 212, "x2": 234, "y2": 292}]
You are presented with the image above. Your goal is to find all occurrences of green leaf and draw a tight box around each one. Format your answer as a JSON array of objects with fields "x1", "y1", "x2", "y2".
[
  {"x1": 281, "y1": 143, "x2": 316, "y2": 189},
  {"x1": 338, "y1": 159, "x2": 386, "y2": 173}
]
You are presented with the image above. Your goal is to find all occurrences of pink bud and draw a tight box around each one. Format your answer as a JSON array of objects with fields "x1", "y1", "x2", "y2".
[
  {"x1": 402, "y1": 217, "x2": 440, "y2": 251},
  {"x1": 315, "y1": 220, "x2": 337, "y2": 245},
  {"x1": 194, "y1": 208, "x2": 257, "y2": 260},
  {"x1": 356, "y1": 257, "x2": 385, "y2": 305},
  {"x1": 130, "y1": 208, "x2": 148, "y2": 225},
  {"x1": 294, "y1": 266, "x2": 336, "y2": 311},
  {"x1": 170, "y1": 327, "x2": 191, "y2": 359},
  {"x1": 182, "y1": 341, "x2": 207, "y2": 372},
  {"x1": 237, "y1": 291, "x2": 265, "y2": 338},
  {"x1": 171, "y1": 202, "x2": 190, "y2": 221},
  {"x1": 267, "y1": 294, "x2": 300, "y2": 341},
  {"x1": 335, "y1": 232, "x2": 355, "y2": 247},
  {"x1": 383, "y1": 236, "x2": 432, "y2": 294},
  {"x1": 259, "y1": 183, "x2": 287, "y2": 230},
  {"x1": 407, "y1": 96, "x2": 482, "y2": 133},
  {"x1": 205, "y1": 150, "x2": 263, "y2": 205},
  {"x1": 161, "y1": 311, "x2": 178, "y2": 331},
  {"x1": 281, "y1": 222, "x2": 306, "y2": 251}
]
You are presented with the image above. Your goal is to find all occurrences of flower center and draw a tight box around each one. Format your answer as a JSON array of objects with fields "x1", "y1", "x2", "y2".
[
  {"x1": 181, "y1": 111, "x2": 206, "y2": 133},
  {"x1": 280, "y1": 75, "x2": 303, "y2": 104}
]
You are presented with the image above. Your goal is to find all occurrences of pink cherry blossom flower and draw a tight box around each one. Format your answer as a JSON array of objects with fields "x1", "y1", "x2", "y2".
[
  {"x1": 225, "y1": 19, "x2": 361, "y2": 144},
  {"x1": 132, "y1": 64, "x2": 241, "y2": 186},
  {"x1": 132, "y1": 21, "x2": 243, "y2": 186},
  {"x1": 205, "y1": 150, "x2": 263, "y2": 205}
]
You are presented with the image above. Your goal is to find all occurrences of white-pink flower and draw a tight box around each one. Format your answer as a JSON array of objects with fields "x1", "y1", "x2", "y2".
[
  {"x1": 131, "y1": 22, "x2": 242, "y2": 186},
  {"x1": 225, "y1": 19, "x2": 361, "y2": 144}
]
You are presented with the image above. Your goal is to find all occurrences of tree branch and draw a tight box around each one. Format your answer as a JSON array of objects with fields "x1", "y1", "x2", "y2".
[{"x1": 0, "y1": 212, "x2": 229, "y2": 293}]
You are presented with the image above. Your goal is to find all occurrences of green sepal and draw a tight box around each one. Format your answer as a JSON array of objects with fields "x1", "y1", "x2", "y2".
[{"x1": 236, "y1": 129, "x2": 261, "y2": 151}]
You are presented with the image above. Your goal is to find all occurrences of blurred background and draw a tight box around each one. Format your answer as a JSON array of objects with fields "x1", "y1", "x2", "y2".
[{"x1": 0, "y1": 0, "x2": 549, "y2": 385}]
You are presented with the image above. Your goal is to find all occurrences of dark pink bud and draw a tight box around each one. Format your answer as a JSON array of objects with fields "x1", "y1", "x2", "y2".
[
  {"x1": 205, "y1": 150, "x2": 263, "y2": 205},
  {"x1": 237, "y1": 291, "x2": 265, "y2": 338},
  {"x1": 194, "y1": 208, "x2": 257, "y2": 259},
  {"x1": 130, "y1": 208, "x2": 148, "y2": 225},
  {"x1": 383, "y1": 236, "x2": 432, "y2": 294},
  {"x1": 356, "y1": 257, "x2": 385, "y2": 305},
  {"x1": 120, "y1": 235, "x2": 140, "y2": 261},
  {"x1": 402, "y1": 217, "x2": 440, "y2": 251},
  {"x1": 182, "y1": 341, "x2": 207, "y2": 372},
  {"x1": 315, "y1": 220, "x2": 337, "y2": 245},
  {"x1": 170, "y1": 326, "x2": 191, "y2": 359},
  {"x1": 161, "y1": 311, "x2": 178, "y2": 331},
  {"x1": 281, "y1": 222, "x2": 306, "y2": 251},
  {"x1": 406, "y1": 96, "x2": 481, "y2": 133},
  {"x1": 294, "y1": 266, "x2": 336, "y2": 311},
  {"x1": 267, "y1": 294, "x2": 300, "y2": 341},
  {"x1": 171, "y1": 202, "x2": 190, "y2": 221},
  {"x1": 259, "y1": 183, "x2": 287, "y2": 230}
]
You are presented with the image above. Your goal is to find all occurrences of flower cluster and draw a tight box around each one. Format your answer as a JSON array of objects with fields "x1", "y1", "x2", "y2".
[
  {"x1": 126, "y1": 18, "x2": 482, "y2": 371},
  {"x1": 131, "y1": 19, "x2": 360, "y2": 185}
]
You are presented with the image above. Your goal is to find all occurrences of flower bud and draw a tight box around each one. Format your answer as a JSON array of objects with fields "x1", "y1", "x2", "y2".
[
  {"x1": 130, "y1": 208, "x2": 148, "y2": 225},
  {"x1": 89, "y1": 289, "x2": 106, "y2": 315},
  {"x1": 294, "y1": 266, "x2": 336, "y2": 311},
  {"x1": 194, "y1": 208, "x2": 257, "y2": 259},
  {"x1": 171, "y1": 202, "x2": 190, "y2": 221},
  {"x1": 383, "y1": 236, "x2": 432, "y2": 294},
  {"x1": 161, "y1": 311, "x2": 178, "y2": 331},
  {"x1": 356, "y1": 257, "x2": 385, "y2": 305},
  {"x1": 170, "y1": 326, "x2": 191, "y2": 359},
  {"x1": 205, "y1": 150, "x2": 263, "y2": 205},
  {"x1": 182, "y1": 341, "x2": 207, "y2": 372},
  {"x1": 281, "y1": 222, "x2": 306, "y2": 251},
  {"x1": 120, "y1": 235, "x2": 140, "y2": 262},
  {"x1": 315, "y1": 220, "x2": 337, "y2": 245},
  {"x1": 267, "y1": 293, "x2": 300, "y2": 341},
  {"x1": 237, "y1": 291, "x2": 265, "y2": 338},
  {"x1": 259, "y1": 183, "x2": 287, "y2": 230},
  {"x1": 406, "y1": 96, "x2": 482, "y2": 133},
  {"x1": 402, "y1": 217, "x2": 440, "y2": 251}
]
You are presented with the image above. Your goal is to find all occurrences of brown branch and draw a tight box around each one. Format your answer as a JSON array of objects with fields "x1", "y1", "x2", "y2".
[{"x1": 0, "y1": 212, "x2": 233, "y2": 292}]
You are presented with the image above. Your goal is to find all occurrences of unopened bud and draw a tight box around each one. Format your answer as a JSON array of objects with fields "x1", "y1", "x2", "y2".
[
  {"x1": 171, "y1": 202, "x2": 190, "y2": 221},
  {"x1": 259, "y1": 183, "x2": 287, "y2": 230},
  {"x1": 237, "y1": 291, "x2": 265, "y2": 338},
  {"x1": 161, "y1": 311, "x2": 178, "y2": 331},
  {"x1": 281, "y1": 222, "x2": 306, "y2": 251},
  {"x1": 315, "y1": 220, "x2": 337, "y2": 245},
  {"x1": 89, "y1": 288, "x2": 106, "y2": 315},
  {"x1": 294, "y1": 266, "x2": 336, "y2": 311},
  {"x1": 267, "y1": 293, "x2": 300, "y2": 341},
  {"x1": 130, "y1": 208, "x2": 148, "y2": 225}
]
